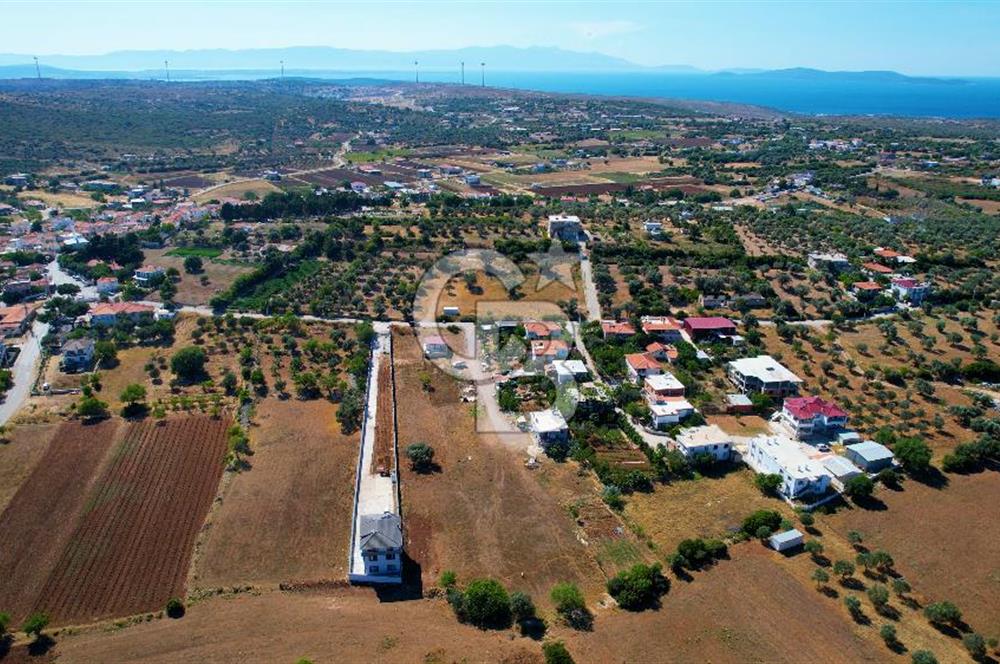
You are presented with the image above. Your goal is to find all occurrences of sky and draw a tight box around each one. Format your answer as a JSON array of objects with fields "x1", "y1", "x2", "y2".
[{"x1": 3, "y1": 1, "x2": 999, "y2": 76}]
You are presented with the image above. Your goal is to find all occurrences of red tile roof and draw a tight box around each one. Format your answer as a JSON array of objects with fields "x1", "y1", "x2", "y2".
[
  {"x1": 862, "y1": 262, "x2": 893, "y2": 274},
  {"x1": 524, "y1": 321, "x2": 561, "y2": 337},
  {"x1": 852, "y1": 281, "x2": 883, "y2": 291},
  {"x1": 784, "y1": 396, "x2": 848, "y2": 421},
  {"x1": 601, "y1": 321, "x2": 636, "y2": 336},
  {"x1": 640, "y1": 316, "x2": 682, "y2": 334},
  {"x1": 683, "y1": 316, "x2": 736, "y2": 331},
  {"x1": 625, "y1": 352, "x2": 661, "y2": 371}
]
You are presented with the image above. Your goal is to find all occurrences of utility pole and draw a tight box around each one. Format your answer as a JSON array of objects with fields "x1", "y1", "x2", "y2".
[
  {"x1": 414, "y1": 60, "x2": 419, "y2": 84},
  {"x1": 164, "y1": 60, "x2": 170, "y2": 82},
  {"x1": 480, "y1": 62, "x2": 485, "y2": 87},
  {"x1": 33, "y1": 56, "x2": 40, "y2": 79},
  {"x1": 460, "y1": 61, "x2": 465, "y2": 85}
]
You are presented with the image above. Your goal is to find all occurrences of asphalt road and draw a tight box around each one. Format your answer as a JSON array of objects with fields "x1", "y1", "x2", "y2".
[{"x1": 0, "y1": 318, "x2": 49, "y2": 425}]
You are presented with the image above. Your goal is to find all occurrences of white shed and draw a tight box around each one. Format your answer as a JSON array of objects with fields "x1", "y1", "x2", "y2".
[{"x1": 769, "y1": 529, "x2": 804, "y2": 552}]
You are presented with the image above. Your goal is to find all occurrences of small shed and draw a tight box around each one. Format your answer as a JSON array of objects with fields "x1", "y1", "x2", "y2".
[
  {"x1": 726, "y1": 393, "x2": 754, "y2": 414},
  {"x1": 769, "y1": 529, "x2": 804, "y2": 552},
  {"x1": 442, "y1": 306, "x2": 460, "y2": 317},
  {"x1": 844, "y1": 441, "x2": 895, "y2": 472},
  {"x1": 822, "y1": 455, "x2": 863, "y2": 483}
]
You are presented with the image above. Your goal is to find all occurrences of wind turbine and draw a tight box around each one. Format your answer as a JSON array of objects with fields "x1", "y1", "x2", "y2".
[
  {"x1": 460, "y1": 61, "x2": 465, "y2": 85},
  {"x1": 33, "y1": 56, "x2": 40, "y2": 79},
  {"x1": 480, "y1": 62, "x2": 485, "y2": 87},
  {"x1": 164, "y1": 60, "x2": 170, "y2": 82},
  {"x1": 280, "y1": 60, "x2": 284, "y2": 79},
  {"x1": 414, "y1": 60, "x2": 419, "y2": 84}
]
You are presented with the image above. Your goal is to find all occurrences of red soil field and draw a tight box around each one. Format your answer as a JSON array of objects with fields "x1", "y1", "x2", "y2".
[
  {"x1": 0, "y1": 419, "x2": 119, "y2": 623},
  {"x1": 372, "y1": 360, "x2": 395, "y2": 475},
  {"x1": 34, "y1": 415, "x2": 229, "y2": 625}
]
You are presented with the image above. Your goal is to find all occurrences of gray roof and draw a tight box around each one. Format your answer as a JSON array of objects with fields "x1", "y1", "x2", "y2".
[
  {"x1": 846, "y1": 441, "x2": 894, "y2": 462},
  {"x1": 63, "y1": 338, "x2": 94, "y2": 352},
  {"x1": 770, "y1": 529, "x2": 804, "y2": 545},
  {"x1": 359, "y1": 511, "x2": 403, "y2": 551}
]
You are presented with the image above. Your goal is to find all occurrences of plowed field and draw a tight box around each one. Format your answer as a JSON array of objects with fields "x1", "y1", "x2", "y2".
[{"x1": 34, "y1": 415, "x2": 229, "y2": 625}]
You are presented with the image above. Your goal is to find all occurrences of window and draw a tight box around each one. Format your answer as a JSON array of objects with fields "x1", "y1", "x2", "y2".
[
  {"x1": 368, "y1": 553, "x2": 379, "y2": 562},
  {"x1": 369, "y1": 565, "x2": 379, "y2": 574},
  {"x1": 385, "y1": 552, "x2": 395, "y2": 560},
  {"x1": 387, "y1": 564, "x2": 397, "y2": 572}
]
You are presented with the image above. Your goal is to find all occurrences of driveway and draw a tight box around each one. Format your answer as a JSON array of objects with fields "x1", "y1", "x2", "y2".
[
  {"x1": 46, "y1": 259, "x2": 98, "y2": 301},
  {"x1": 578, "y1": 241, "x2": 602, "y2": 322},
  {"x1": 0, "y1": 319, "x2": 50, "y2": 425}
]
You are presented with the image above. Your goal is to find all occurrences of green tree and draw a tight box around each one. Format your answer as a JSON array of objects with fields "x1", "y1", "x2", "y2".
[
  {"x1": 843, "y1": 474, "x2": 875, "y2": 499},
  {"x1": 924, "y1": 601, "x2": 961, "y2": 627},
  {"x1": 867, "y1": 584, "x2": 890, "y2": 612},
  {"x1": 171, "y1": 346, "x2": 207, "y2": 381},
  {"x1": 606, "y1": 563, "x2": 669, "y2": 611},
  {"x1": 962, "y1": 633, "x2": 987, "y2": 661},
  {"x1": 76, "y1": 394, "x2": 109, "y2": 420},
  {"x1": 740, "y1": 510, "x2": 782, "y2": 537},
  {"x1": 880, "y1": 624, "x2": 898, "y2": 648},
  {"x1": 845, "y1": 595, "x2": 864, "y2": 620},
  {"x1": 811, "y1": 567, "x2": 829, "y2": 589},
  {"x1": 183, "y1": 255, "x2": 204, "y2": 274},
  {"x1": 895, "y1": 437, "x2": 933, "y2": 473},
  {"x1": 94, "y1": 340, "x2": 118, "y2": 368},
  {"x1": 892, "y1": 578, "x2": 911, "y2": 597},
  {"x1": 911, "y1": 651, "x2": 938, "y2": 664},
  {"x1": 542, "y1": 641, "x2": 575, "y2": 664},
  {"x1": 165, "y1": 597, "x2": 185, "y2": 618},
  {"x1": 406, "y1": 442, "x2": 435, "y2": 472},
  {"x1": 833, "y1": 559, "x2": 855, "y2": 581},
  {"x1": 460, "y1": 578, "x2": 511, "y2": 629},
  {"x1": 804, "y1": 540, "x2": 824, "y2": 561},
  {"x1": 120, "y1": 383, "x2": 147, "y2": 405},
  {"x1": 509, "y1": 591, "x2": 536, "y2": 622}
]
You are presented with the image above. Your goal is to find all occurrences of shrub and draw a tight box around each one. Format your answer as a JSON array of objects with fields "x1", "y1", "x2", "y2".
[
  {"x1": 879, "y1": 623, "x2": 898, "y2": 647},
  {"x1": 911, "y1": 651, "x2": 938, "y2": 664},
  {"x1": 894, "y1": 437, "x2": 933, "y2": 473},
  {"x1": 21, "y1": 612, "x2": 49, "y2": 639},
  {"x1": 963, "y1": 633, "x2": 987, "y2": 661},
  {"x1": 845, "y1": 595, "x2": 864, "y2": 621},
  {"x1": 509, "y1": 591, "x2": 536, "y2": 622},
  {"x1": 753, "y1": 473, "x2": 782, "y2": 496},
  {"x1": 542, "y1": 641, "x2": 575, "y2": 664},
  {"x1": 674, "y1": 538, "x2": 726, "y2": 570},
  {"x1": 741, "y1": 510, "x2": 782, "y2": 537},
  {"x1": 833, "y1": 559, "x2": 855, "y2": 580},
  {"x1": 460, "y1": 578, "x2": 511, "y2": 630},
  {"x1": 439, "y1": 570, "x2": 457, "y2": 588},
  {"x1": 76, "y1": 394, "x2": 109, "y2": 420},
  {"x1": 867, "y1": 584, "x2": 890, "y2": 611},
  {"x1": 550, "y1": 582, "x2": 591, "y2": 631},
  {"x1": 606, "y1": 563, "x2": 669, "y2": 611},
  {"x1": 406, "y1": 442, "x2": 435, "y2": 472},
  {"x1": 165, "y1": 597, "x2": 185, "y2": 619}
]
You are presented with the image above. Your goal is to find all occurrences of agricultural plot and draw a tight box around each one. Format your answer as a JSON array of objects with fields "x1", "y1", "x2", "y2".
[
  {"x1": 372, "y1": 360, "x2": 395, "y2": 476},
  {"x1": 33, "y1": 415, "x2": 228, "y2": 625},
  {"x1": 0, "y1": 419, "x2": 119, "y2": 623}
]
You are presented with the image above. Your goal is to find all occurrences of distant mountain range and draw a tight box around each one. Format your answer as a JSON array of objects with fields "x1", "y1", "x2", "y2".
[{"x1": 0, "y1": 46, "x2": 965, "y2": 83}]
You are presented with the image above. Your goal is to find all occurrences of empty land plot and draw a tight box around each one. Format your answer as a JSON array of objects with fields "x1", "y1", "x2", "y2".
[
  {"x1": 372, "y1": 360, "x2": 395, "y2": 475},
  {"x1": 393, "y1": 327, "x2": 608, "y2": 602},
  {"x1": 825, "y1": 472, "x2": 1000, "y2": 637},
  {"x1": 568, "y1": 545, "x2": 890, "y2": 664},
  {"x1": 624, "y1": 468, "x2": 791, "y2": 553},
  {"x1": 0, "y1": 419, "x2": 119, "y2": 623},
  {"x1": 34, "y1": 415, "x2": 228, "y2": 625},
  {"x1": 193, "y1": 399, "x2": 359, "y2": 587},
  {"x1": 142, "y1": 248, "x2": 254, "y2": 306},
  {"x1": 191, "y1": 179, "x2": 281, "y2": 203},
  {"x1": 0, "y1": 422, "x2": 61, "y2": 513}
]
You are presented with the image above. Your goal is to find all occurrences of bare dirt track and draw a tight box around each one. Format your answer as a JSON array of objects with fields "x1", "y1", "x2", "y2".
[
  {"x1": 0, "y1": 419, "x2": 119, "y2": 623},
  {"x1": 34, "y1": 415, "x2": 228, "y2": 625}
]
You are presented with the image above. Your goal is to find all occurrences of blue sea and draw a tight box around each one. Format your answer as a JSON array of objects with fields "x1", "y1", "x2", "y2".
[{"x1": 300, "y1": 69, "x2": 1000, "y2": 119}]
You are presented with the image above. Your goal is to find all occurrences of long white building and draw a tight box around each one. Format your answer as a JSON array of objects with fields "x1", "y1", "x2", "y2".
[{"x1": 745, "y1": 434, "x2": 832, "y2": 500}]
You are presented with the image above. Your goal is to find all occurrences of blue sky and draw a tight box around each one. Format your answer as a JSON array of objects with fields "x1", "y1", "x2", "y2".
[{"x1": 4, "y1": 1, "x2": 999, "y2": 76}]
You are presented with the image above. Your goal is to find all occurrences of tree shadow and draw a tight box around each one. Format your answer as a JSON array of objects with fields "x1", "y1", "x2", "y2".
[
  {"x1": 820, "y1": 586, "x2": 839, "y2": 599},
  {"x1": 27, "y1": 635, "x2": 56, "y2": 657},
  {"x1": 887, "y1": 640, "x2": 908, "y2": 655},
  {"x1": 929, "y1": 622, "x2": 963, "y2": 638},
  {"x1": 852, "y1": 495, "x2": 887, "y2": 511},
  {"x1": 901, "y1": 596, "x2": 922, "y2": 611},
  {"x1": 811, "y1": 554, "x2": 831, "y2": 567},
  {"x1": 841, "y1": 578, "x2": 865, "y2": 591},
  {"x1": 910, "y1": 467, "x2": 949, "y2": 489},
  {"x1": 876, "y1": 605, "x2": 901, "y2": 621},
  {"x1": 672, "y1": 567, "x2": 694, "y2": 584}
]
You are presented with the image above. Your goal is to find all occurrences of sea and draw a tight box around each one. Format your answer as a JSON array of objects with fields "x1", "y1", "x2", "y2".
[{"x1": 299, "y1": 69, "x2": 1000, "y2": 119}]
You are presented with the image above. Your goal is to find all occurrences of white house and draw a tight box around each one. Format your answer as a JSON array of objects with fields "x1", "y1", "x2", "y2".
[
  {"x1": 644, "y1": 373, "x2": 686, "y2": 403},
  {"x1": 530, "y1": 339, "x2": 570, "y2": 363},
  {"x1": 640, "y1": 316, "x2": 684, "y2": 343},
  {"x1": 648, "y1": 399, "x2": 695, "y2": 428},
  {"x1": 133, "y1": 265, "x2": 165, "y2": 286},
  {"x1": 807, "y1": 252, "x2": 850, "y2": 273},
  {"x1": 548, "y1": 359, "x2": 588, "y2": 385},
  {"x1": 673, "y1": 424, "x2": 733, "y2": 462},
  {"x1": 546, "y1": 214, "x2": 583, "y2": 241},
  {"x1": 643, "y1": 220, "x2": 663, "y2": 236},
  {"x1": 358, "y1": 511, "x2": 403, "y2": 581},
  {"x1": 61, "y1": 338, "x2": 95, "y2": 372},
  {"x1": 89, "y1": 302, "x2": 155, "y2": 327},
  {"x1": 529, "y1": 409, "x2": 569, "y2": 451},
  {"x1": 422, "y1": 335, "x2": 450, "y2": 358},
  {"x1": 625, "y1": 352, "x2": 662, "y2": 381},
  {"x1": 779, "y1": 396, "x2": 849, "y2": 438},
  {"x1": 727, "y1": 355, "x2": 802, "y2": 398},
  {"x1": 745, "y1": 435, "x2": 832, "y2": 500},
  {"x1": 890, "y1": 278, "x2": 930, "y2": 305}
]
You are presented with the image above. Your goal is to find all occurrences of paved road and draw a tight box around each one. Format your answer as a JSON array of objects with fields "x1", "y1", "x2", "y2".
[
  {"x1": 47, "y1": 259, "x2": 98, "y2": 300},
  {"x1": 578, "y1": 241, "x2": 602, "y2": 322},
  {"x1": 0, "y1": 319, "x2": 49, "y2": 426}
]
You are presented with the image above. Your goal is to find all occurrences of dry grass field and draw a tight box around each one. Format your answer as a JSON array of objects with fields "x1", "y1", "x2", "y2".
[
  {"x1": 0, "y1": 422, "x2": 60, "y2": 513},
  {"x1": 825, "y1": 472, "x2": 1000, "y2": 638},
  {"x1": 191, "y1": 179, "x2": 281, "y2": 203},
  {"x1": 16, "y1": 189, "x2": 97, "y2": 209},
  {"x1": 434, "y1": 270, "x2": 583, "y2": 318},
  {"x1": 142, "y1": 248, "x2": 254, "y2": 306},
  {"x1": 393, "y1": 327, "x2": 620, "y2": 602},
  {"x1": 193, "y1": 398, "x2": 359, "y2": 588}
]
